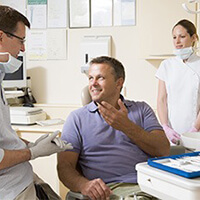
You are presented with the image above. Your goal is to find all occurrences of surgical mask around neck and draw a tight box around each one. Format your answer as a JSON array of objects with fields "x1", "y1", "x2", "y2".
[
  {"x1": 0, "y1": 52, "x2": 22, "y2": 73},
  {"x1": 173, "y1": 47, "x2": 194, "y2": 60}
]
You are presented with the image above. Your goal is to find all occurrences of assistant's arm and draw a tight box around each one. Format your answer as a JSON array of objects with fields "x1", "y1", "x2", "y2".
[
  {"x1": 192, "y1": 112, "x2": 200, "y2": 131},
  {"x1": 157, "y1": 80, "x2": 168, "y2": 125},
  {"x1": 57, "y1": 151, "x2": 111, "y2": 200},
  {"x1": 157, "y1": 80, "x2": 181, "y2": 144},
  {"x1": 98, "y1": 99, "x2": 170, "y2": 157}
]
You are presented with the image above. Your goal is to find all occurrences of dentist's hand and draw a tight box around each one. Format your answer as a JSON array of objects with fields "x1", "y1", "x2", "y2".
[
  {"x1": 27, "y1": 134, "x2": 49, "y2": 148},
  {"x1": 162, "y1": 124, "x2": 181, "y2": 144},
  {"x1": 29, "y1": 130, "x2": 73, "y2": 160}
]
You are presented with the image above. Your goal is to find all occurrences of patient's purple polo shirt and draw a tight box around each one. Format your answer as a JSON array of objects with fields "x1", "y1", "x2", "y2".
[{"x1": 61, "y1": 98, "x2": 163, "y2": 183}]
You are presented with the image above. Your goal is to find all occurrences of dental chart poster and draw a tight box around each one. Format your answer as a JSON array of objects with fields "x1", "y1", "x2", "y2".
[
  {"x1": 114, "y1": 0, "x2": 136, "y2": 26},
  {"x1": 91, "y1": 0, "x2": 112, "y2": 27},
  {"x1": 27, "y1": 30, "x2": 47, "y2": 60},
  {"x1": 27, "y1": 29, "x2": 67, "y2": 60},
  {"x1": 48, "y1": 0, "x2": 67, "y2": 28},
  {"x1": 27, "y1": 0, "x2": 47, "y2": 29},
  {"x1": 47, "y1": 29, "x2": 67, "y2": 60}
]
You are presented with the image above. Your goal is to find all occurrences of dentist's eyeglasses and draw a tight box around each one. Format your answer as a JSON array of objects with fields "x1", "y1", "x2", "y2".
[{"x1": 4, "y1": 31, "x2": 26, "y2": 45}]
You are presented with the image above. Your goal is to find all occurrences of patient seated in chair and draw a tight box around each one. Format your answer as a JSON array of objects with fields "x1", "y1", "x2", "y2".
[{"x1": 57, "y1": 56, "x2": 170, "y2": 200}]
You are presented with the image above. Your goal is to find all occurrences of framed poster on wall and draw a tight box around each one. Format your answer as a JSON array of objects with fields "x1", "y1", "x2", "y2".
[
  {"x1": 69, "y1": 0, "x2": 90, "y2": 28},
  {"x1": 114, "y1": 0, "x2": 136, "y2": 26},
  {"x1": 91, "y1": 0, "x2": 112, "y2": 27}
]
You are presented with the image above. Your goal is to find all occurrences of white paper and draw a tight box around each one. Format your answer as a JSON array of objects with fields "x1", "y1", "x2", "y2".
[
  {"x1": 48, "y1": 0, "x2": 67, "y2": 28},
  {"x1": 91, "y1": 0, "x2": 112, "y2": 27},
  {"x1": 27, "y1": 30, "x2": 47, "y2": 60},
  {"x1": 69, "y1": 0, "x2": 90, "y2": 28},
  {"x1": 27, "y1": 4, "x2": 47, "y2": 29},
  {"x1": 114, "y1": 0, "x2": 136, "y2": 26},
  {"x1": 47, "y1": 29, "x2": 67, "y2": 60},
  {"x1": 0, "y1": 0, "x2": 26, "y2": 15}
]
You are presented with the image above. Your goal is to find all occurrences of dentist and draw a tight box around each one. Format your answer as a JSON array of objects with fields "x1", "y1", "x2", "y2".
[
  {"x1": 156, "y1": 19, "x2": 200, "y2": 144},
  {"x1": 0, "y1": 5, "x2": 72, "y2": 200}
]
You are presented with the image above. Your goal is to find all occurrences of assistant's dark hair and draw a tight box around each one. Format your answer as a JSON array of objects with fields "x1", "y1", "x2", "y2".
[
  {"x1": 90, "y1": 56, "x2": 125, "y2": 81},
  {"x1": 0, "y1": 5, "x2": 30, "y2": 33},
  {"x1": 173, "y1": 19, "x2": 198, "y2": 45}
]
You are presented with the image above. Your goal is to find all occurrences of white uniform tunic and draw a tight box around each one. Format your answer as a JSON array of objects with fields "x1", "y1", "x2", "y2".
[
  {"x1": 0, "y1": 72, "x2": 33, "y2": 199},
  {"x1": 156, "y1": 53, "x2": 200, "y2": 134}
]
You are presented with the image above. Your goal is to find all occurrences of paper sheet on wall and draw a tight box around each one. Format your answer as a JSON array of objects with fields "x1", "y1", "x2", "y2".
[
  {"x1": 27, "y1": 0, "x2": 47, "y2": 29},
  {"x1": 114, "y1": 0, "x2": 136, "y2": 26},
  {"x1": 69, "y1": 0, "x2": 90, "y2": 28},
  {"x1": 27, "y1": 30, "x2": 47, "y2": 60},
  {"x1": 47, "y1": 29, "x2": 67, "y2": 60},
  {"x1": 91, "y1": 0, "x2": 112, "y2": 27},
  {"x1": 47, "y1": 0, "x2": 67, "y2": 28},
  {"x1": 0, "y1": 0, "x2": 26, "y2": 15}
]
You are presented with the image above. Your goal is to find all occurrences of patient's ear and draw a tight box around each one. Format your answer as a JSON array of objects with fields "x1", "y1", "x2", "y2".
[{"x1": 116, "y1": 77, "x2": 124, "y2": 89}]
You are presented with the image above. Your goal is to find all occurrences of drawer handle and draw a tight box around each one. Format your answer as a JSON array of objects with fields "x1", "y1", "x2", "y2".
[{"x1": 147, "y1": 178, "x2": 151, "y2": 182}]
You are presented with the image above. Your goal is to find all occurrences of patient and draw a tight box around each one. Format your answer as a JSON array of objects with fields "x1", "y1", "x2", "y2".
[{"x1": 57, "y1": 56, "x2": 170, "y2": 200}]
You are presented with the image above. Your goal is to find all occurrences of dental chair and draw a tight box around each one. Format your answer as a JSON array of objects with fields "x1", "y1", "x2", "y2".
[
  {"x1": 65, "y1": 86, "x2": 185, "y2": 200},
  {"x1": 65, "y1": 86, "x2": 91, "y2": 200},
  {"x1": 81, "y1": 86, "x2": 92, "y2": 106},
  {"x1": 169, "y1": 145, "x2": 185, "y2": 155},
  {"x1": 66, "y1": 191, "x2": 88, "y2": 200}
]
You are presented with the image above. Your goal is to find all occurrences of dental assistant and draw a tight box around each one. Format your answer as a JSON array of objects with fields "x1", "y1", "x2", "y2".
[{"x1": 156, "y1": 19, "x2": 200, "y2": 144}]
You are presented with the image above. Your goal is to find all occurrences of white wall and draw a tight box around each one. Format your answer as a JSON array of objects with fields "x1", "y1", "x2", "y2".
[{"x1": 24, "y1": 0, "x2": 195, "y2": 109}]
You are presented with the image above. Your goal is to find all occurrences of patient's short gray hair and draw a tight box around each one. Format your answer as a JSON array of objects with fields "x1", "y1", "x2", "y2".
[{"x1": 90, "y1": 56, "x2": 125, "y2": 81}]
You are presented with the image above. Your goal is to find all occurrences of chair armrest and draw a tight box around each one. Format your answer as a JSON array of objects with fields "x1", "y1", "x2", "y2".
[
  {"x1": 170, "y1": 145, "x2": 185, "y2": 155},
  {"x1": 66, "y1": 191, "x2": 89, "y2": 200}
]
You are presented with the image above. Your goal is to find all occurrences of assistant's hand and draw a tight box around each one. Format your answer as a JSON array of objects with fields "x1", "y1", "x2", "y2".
[
  {"x1": 162, "y1": 124, "x2": 181, "y2": 144},
  {"x1": 98, "y1": 99, "x2": 131, "y2": 132},
  {"x1": 81, "y1": 178, "x2": 112, "y2": 200},
  {"x1": 29, "y1": 130, "x2": 73, "y2": 160},
  {"x1": 188, "y1": 126, "x2": 198, "y2": 132}
]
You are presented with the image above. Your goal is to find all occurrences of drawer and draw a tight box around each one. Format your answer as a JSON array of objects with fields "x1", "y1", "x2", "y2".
[{"x1": 137, "y1": 166, "x2": 200, "y2": 200}]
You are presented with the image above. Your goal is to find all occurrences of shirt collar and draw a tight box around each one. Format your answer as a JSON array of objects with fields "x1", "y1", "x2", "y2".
[
  {"x1": 187, "y1": 52, "x2": 198, "y2": 62},
  {"x1": 87, "y1": 94, "x2": 133, "y2": 112}
]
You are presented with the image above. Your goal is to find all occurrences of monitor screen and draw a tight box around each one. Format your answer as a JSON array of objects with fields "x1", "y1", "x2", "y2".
[{"x1": 2, "y1": 53, "x2": 27, "y2": 89}]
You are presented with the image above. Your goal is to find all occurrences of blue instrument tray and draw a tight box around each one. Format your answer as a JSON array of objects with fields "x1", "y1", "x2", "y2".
[{"x1": 148, "y1": 151, "x2": 200, "y2": 178}]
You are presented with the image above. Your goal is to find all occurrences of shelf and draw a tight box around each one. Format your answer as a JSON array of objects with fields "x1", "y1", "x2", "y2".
[
  {"x1": 145, "y1": 54, "x2": 174, "y2": 60},
  {"x1": 5, "y1": 90, "x2": 24, "y2": 98}
]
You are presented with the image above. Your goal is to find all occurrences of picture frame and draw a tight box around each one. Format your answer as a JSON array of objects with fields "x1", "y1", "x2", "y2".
[
  {"x1": 69, "y1": 0, "x2": 91, "y2": 28},
  {"x1": 91, "y1": 0, "x2": 112, "y2": 27},
  {"x1": 114, "y1": 0, "x2": 136, "y2": 26}
]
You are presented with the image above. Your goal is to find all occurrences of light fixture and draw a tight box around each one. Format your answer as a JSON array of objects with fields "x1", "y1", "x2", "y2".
[{"x1": 182, "y1": 0, "x2": 200, "y2": 14}]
